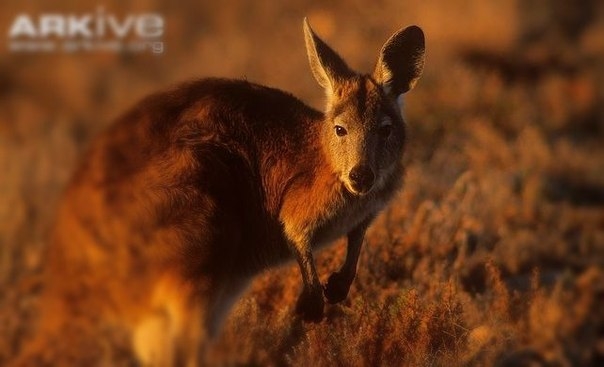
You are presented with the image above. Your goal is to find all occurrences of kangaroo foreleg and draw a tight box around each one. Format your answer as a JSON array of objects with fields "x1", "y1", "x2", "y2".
[
  {"x1": 291, "y1": 241, "x2": 324, "y2": 322},
  {"x1": 324, "y1": 217, "x2": 372, "y2": 304}
]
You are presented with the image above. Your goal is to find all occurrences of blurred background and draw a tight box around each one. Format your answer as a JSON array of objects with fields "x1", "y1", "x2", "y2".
[{"x1": 1, "y1": 0, "x2": 603, "y2": 365}]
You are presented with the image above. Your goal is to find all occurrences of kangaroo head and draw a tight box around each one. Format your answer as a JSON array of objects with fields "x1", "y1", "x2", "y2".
[{"x1": 303, "y1": 19, "x2": 425, "y2": 195}]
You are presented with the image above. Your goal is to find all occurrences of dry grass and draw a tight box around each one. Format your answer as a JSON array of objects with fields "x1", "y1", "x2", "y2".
[{"x1": 1, "y1": 0, "x2": 603, "y2": 366}]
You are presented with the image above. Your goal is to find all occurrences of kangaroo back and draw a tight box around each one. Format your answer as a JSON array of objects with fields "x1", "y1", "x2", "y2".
[{"x1": 15, "y1": 20, "x2": 425, "y2": 366}]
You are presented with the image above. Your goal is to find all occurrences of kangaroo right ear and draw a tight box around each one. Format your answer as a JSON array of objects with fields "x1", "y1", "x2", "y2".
[
  {"x1": 374, "y1": 25, "x2": 425, "y2": 97},
  {"x1": 303, "y1": 18, "x2": 354, "y2": 92}
]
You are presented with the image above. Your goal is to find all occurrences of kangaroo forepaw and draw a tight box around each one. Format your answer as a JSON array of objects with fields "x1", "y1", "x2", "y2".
[
  {"x1": 295, "y1": 288, "x2": 324, "y2": 322},
  {"x1": 324, "y1": 272, "x2": 352, "y2": 304}
]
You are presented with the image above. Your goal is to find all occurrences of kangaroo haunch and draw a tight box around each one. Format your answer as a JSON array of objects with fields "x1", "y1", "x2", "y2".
[{"x1": 18, "y1": 19, "x2": 425, "y2": 366}]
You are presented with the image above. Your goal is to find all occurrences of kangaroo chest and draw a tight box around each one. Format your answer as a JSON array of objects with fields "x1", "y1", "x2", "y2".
[{"x1": 310, "y1": 189, "x2": 390, "y2": 249}]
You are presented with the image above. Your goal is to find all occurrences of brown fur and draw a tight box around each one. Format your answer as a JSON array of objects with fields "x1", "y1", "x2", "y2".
[{"x1": 15, "y1": 20, "x2": 425, "y2": 366}]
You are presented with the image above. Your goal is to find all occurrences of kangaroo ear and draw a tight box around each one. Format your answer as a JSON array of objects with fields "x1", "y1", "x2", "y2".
[
  {"x1": 374, "y1": 25, "x2": 425, "y2": 97},
  {"x1": 303, "y1": 18, "x2": 354, "y2": 91}
]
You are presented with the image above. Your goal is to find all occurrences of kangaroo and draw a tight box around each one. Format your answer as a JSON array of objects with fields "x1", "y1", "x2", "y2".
[{"x1": 16, "y1": 19, "x2": 425, "y2": 366}]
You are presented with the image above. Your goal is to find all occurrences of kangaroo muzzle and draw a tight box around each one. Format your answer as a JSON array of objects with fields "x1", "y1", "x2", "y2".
[{"x1": 348, "y1": 165, "x2": 375, "y2": 194}]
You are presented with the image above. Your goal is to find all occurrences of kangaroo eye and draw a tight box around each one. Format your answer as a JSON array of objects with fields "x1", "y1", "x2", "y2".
[
  {"x1": 335, "y1": 125, "x2": 348, "y2": 137},
  {"x1": 379, "y1": 124, "x2": 392, "y2": 138}
]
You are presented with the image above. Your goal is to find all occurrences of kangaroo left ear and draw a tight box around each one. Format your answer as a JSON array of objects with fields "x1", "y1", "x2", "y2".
[
  {"x1": 303, "y1": 18, "x2": 354, "y2": 92},
  {"x1": 374, "y1": 25, "x2": 425, "y2": 97}
]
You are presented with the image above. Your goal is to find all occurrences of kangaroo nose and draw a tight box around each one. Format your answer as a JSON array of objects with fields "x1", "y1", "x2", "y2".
[{"x1": 348, "y1": 165, "x2": 375, "y2": 194}]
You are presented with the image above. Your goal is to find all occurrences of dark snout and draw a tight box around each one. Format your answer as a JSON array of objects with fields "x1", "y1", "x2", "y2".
[{"x1": 348, "y1": 165, "x2": 375, "y2": 194}]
